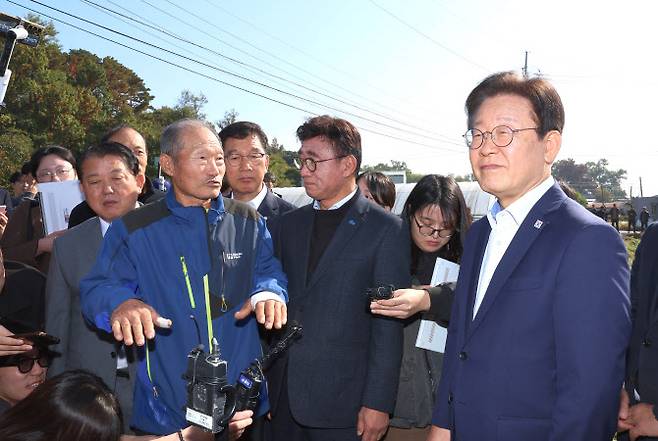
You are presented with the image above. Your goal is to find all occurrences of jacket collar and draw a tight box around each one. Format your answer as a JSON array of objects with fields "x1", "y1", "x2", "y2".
[{"x1": 165, "y1": 188, "x2": 225, "y2": 225}]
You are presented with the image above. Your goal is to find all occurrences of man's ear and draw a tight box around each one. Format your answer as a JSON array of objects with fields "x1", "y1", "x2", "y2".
[
  {"x1": 342, "y1": 155, "x2": 358, "y2": 178},
  {"x1": 135, "y1": 173, "x2": 146, "y2": 192},
  {"x1": 160, "y1": 154, "x2": 174, "y2": 177},
  {"x1": 544, "y1": 130, "x2": 562, "y2": 164}
]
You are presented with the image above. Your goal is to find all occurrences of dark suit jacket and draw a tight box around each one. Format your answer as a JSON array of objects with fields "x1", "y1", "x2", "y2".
[
  {"x1": 258, "y1": 190, "x2": 296, "y2": 237},
  {"x1": 45, "y1": 217, "x2": 135, "y2": 395},
  {"x1": 268, "y1": 194, "x2": 410, "y2": 428},
  {"x1": 625, "y1": 222, "x2": 658, "y2": 439},
  {"x1": 433, "y1": 184, "x2": 631, "y2": 441},
  {"x1": 0, "y1": 260, "x2": 46, "y2": 329},
  {"x1": 1, "y1": 198, "x2": 50, "y2": 274}
]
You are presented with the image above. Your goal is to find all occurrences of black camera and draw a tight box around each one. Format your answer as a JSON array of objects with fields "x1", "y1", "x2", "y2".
[
  {"x1": 183, "y1": 338, "x2": 236, "y2": 434},
  {"x1": 366, "y1": 284, "x2": 396, "y2": 302},
  {"x1": 234, "y1": 322, "x2": 303, "y2": 412}
]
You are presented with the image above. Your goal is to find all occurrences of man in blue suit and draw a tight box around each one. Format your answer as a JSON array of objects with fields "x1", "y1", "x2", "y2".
[{"x1": 428, "y1": 72, "x2": 631, "y2": 441}]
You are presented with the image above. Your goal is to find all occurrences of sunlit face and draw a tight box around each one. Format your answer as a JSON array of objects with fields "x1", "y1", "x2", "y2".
[
  {"x1": 469, "y1": 94, "x2": 560, "y2": 208},
  {"x1": 410, "y1": 204, "x2": 452, "y2": 253},
  {"x1": 108, "y1": 128, "x2": 148, "y2": 176},
  {"x1": 223, "y1": 135, "x2": 269, "y2": 201},
  {"x1": 161, "y1": 126, "x2": 225, "y2": 207},
  {"x1": 0, "y1": 349, "x2": 47, "y2": 406},
  {"x1": 80, "y1": 155, "x2": 144, "y2": 222},
  {"x1": 11, "y1": 180, "x2": 23, "y2": 198},
  {"x1": 20, "y1": 174, "x2": 37, "y2": 194},
  {"x1": 299, "y1": 136, "x2": 355, "y2": 209},
  {"x1": 35, "y1": 155, "x2": 77, "y2": 184}
]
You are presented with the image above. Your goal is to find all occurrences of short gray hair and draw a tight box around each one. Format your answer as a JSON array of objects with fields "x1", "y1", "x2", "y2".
[{"x1": 160, "y1": 119, "x2": 220, "y2": 158}]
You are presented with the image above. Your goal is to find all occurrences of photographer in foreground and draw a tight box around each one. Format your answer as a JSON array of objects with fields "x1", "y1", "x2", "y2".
[{"x1": 80, "y1": 119, "x2": 288, "y2": 437}]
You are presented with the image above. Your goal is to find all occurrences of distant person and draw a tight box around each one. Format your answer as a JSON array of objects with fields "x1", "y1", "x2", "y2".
[
  {"x1": 45, "y1": 142, "x2": 144, "y2": 430},
  {"x1": 8, "y1": 172, "x2": 22, "y2": 208},
  {"x1": 218, "y1": 121, "x2": 296, "y2": 232},
  {"x1": 628, "y1": 206, "x2": 637, "y2": 233},
  {"x1": 264, "y1": 171, "x2": 276, "y2": 191},
  {"x1": 357, "y1": 171, "x2": 396, "y2": 211},
  {"x1": 370, "y1": 175, "x2": 471, "y2": 440},
  {"x1": 1, "y1": 146, "x2": 77, "y2": 274},
  {"x1": 68, "y1": 125, "x2": 165, "y2": 228},
  {"x1": 641, "y1": 207, "x2": 650, "y2": 231},
  {"x1": 0, "y1": 184, "x2": 13, "y2": 217},
  {"x1": 610, "y1": 203, "x2": 620, "y2": 231},
  {"x1": 428, "y1": 72, "x2": 630, "y2": 441}
]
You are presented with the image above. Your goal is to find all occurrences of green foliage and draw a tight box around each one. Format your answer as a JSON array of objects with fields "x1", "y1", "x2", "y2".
[
  {"x1": 266, "y1": 137, "x2": 300, "y2": 187},
  {"x1": 552, "y1": 158, "x2": 627, "y2": 202},
  {"x1": 0, "y1": 129, "x2": 33, "y2": 188},
  {"x1": 215, "y1": 108, "x2": 238, "y2": 131}
]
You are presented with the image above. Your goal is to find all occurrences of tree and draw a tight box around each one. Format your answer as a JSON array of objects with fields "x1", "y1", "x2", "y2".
[
  {"x1": 215, "y1": 108, "x2": 238, "y2": 131},
  {"x1": 552, "y1": 158, "x2": 626, "y2": 202},
  {"x1": 177, "y1": 90, "x2": 207, "y2": 120}
]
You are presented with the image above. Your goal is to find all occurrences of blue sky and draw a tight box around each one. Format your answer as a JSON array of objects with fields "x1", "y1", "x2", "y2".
[{"x1": 5, "y1": 0, "x2": 658, "y2": 195}]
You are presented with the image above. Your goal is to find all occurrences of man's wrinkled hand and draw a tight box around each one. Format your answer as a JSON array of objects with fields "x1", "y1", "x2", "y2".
[
  {"x1": 629, "y1": 402, "x2": 658, "y2": 440},
  {"x1": 111, "y1": 299, "x2": 168, "y2": 346},
  {"x1": 356, "y1": 406, "x2": 388, "y2": 441},
  {"x1": 228, "y1": 410, "x2": 253, "y2": 441},
  {"x1": 427, "y1": 425, "x2": 451, "y2": 441},
  {"x1": 618, "y1": 388, "x2": 633, "y2": 432},
  {"x1": 234, "y1": 299, "x2": 287, "y2": 330}
]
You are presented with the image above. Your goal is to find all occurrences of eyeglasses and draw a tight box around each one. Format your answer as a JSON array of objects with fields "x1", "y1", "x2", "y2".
[
  {"x1": 463, "y1": 125, "x2": 538, "y2": 150},
  {"x1": 36, "y1": 167, "x2": 74, "y2": 181},
  {"x1": 225, "y1": 152, "x2": 267, "y2": 168},
  {"x1": 294, "y1": 155, "x2": 347, "y2": 172},
  {"x1": 6, "y1": 354, "x2": 51, "y2": 374},
  {"x1": 413, "y1": 216, "x2": 454, "y2": 238}
]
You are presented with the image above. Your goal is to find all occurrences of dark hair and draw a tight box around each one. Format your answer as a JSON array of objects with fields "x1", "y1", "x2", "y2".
[
  {"x1": 218, "y1": 121, "x2": 269, "y2": 150},
  {"x1": 0, "y1": 370, "x2": 122, "y2": 441},
  {"x1": 77, "y1": 142, "x2": 140, "y2": 180},
  {"x1": 29, "y1": 146, "x2": 76, "y2": 178},
  {"x1": 357, "y1": 171, "x2": 396, "y2": 209},
  {"x1": 296, "y1": 115, "x2": 362, "y2": 176},
  {"x1": 466, "y1": 71, "x2": 565, "y2": 137},
  {"x1": 100, "y1": 124, "x2": 144, "y2": 147},
  {"x1": 9, "y1": 171, "x2": 21, "y2": 184},
  {"x1": 264, "y1": 171, "x2": 276, "y2": 184},
  {"x1": 403, "y1": 175, "x2": 472, "y2": 267},
  {"x1": 20, "y1": 162, "x2": 32, "y2": 176}
]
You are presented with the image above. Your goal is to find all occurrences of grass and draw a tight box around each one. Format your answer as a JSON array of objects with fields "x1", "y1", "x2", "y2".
[{"x1": 623, "y1": 233, "x2": 642, "y2": 266}]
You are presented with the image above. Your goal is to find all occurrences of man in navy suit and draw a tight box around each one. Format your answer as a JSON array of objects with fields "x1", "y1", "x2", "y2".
[
  {"x1": 428, "y1": 72, "x2": 631, "y2": 441},
  {"x1": 219, "y1": 121, "x2": 296, "y2": 234},
  {"x1": 267, "y1": 115, "x2": 410, "y2": 441}
]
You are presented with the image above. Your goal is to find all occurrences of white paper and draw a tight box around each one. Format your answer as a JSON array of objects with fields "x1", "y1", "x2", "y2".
[
  {"x1": 38, "y1": 181, "x2": 84, "y2": 235},
  {"x1": 416, "y1": 257, "x2": 460, "y2": 353}
]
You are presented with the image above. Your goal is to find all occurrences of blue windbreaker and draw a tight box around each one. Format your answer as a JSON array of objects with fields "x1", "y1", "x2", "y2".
[{"x1": 80, "y1": 190, "x2": 288, "y2": 435}]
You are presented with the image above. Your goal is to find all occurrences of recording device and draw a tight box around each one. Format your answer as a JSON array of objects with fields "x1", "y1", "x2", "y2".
[
  {"x1": 234, "y1": 322, "x2": 303, "y2": 411},
  {"x1": 366, "y1": 284, "x2": 396, "y2": 302},
  {"x1": 183, "y1": 338, "x2": 236, "y2": 434},
  {"x1": 0, "y1": 13, "x2": 45, "y2": 105}
]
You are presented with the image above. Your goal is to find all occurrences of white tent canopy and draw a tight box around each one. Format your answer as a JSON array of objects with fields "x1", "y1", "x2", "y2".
[{"x1": 275, "y1": 181, "x2": 493, "y2": 219}]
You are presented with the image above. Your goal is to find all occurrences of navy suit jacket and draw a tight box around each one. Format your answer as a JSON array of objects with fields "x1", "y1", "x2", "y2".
[
  {"x1": 433, "y1": 184, "x2": 631, "y2": 441},
  {"x1": 268, "y1": 194, "x2": 410, "y2": 427},
  {"x1": 258, "y1": 190, "x2": 296, "y2": 237},
  {"x1": 625, "y1": 222, "x2": 658, "y2": 441}
]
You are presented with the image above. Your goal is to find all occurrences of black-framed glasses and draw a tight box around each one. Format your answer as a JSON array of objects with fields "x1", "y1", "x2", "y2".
[
  {"x1": 225, "y1": 152, "x2": 267, "y2": 168},
  {"x1": 294, "y1": 155, "x2": 347, "y2": 172},
  {"x1": 463, "y1": 125, "x2": 538, "y2": 150},
  {"x1": 7, "y1": 354, "x2": 51, "y2": 374},
  {"x1": 413, "y1": 216, "x2": 454, "y2": 238},
  {"x1": 36, "y1": 167, "x2": 74, "y2": 181}
]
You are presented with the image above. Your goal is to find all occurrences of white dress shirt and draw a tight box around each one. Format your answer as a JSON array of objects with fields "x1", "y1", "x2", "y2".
[
  {"x1": 472, "y1": 176, "x2": 555, "y2": 319},
  {"x1": 231, "y1": 183, "x2": 268, "y2": 211},
  {"x1": 312, "y1": 187, "x2": 358, "y2": 211}
]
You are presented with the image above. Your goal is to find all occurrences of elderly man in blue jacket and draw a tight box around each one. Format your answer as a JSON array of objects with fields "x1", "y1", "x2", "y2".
[{"x1": 80, "y1": 119, "x2": 288, "y2": 438}]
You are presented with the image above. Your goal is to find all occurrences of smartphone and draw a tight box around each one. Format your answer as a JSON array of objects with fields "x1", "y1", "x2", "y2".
[
  {"x1": 0, "y1": 205, "x2": 6, "y2": 215},
  {"x1": 8, "y1": 332, "x2": 60, "y2": 346}
]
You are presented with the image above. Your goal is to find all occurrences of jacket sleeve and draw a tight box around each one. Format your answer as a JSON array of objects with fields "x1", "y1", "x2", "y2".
[
  {"x1": 79, "y1": 221, "x2": 141, "y2": 333},
  {"x1": 549, "y1": 224, "x2": 631, "y2": 441},
  {"x1": 1, "y1": 200, "x2": 41, "y2": 268},
  {"x1": 362, "y1": 217, "x2": 411, "y2": 413},
  {"x1": 44, "y1": 238, "x2": 71, "y2": 377},
  {"x1": 423, "y1": 282, "x2": 456, "y2": 327},
  {"x1": 251, "y1": 218, "x2": 288, "y2": 301}
]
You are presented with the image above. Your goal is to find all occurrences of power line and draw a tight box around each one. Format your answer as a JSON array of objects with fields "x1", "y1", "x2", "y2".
[
  {"x1": 8, "y1": 0, "x2": 465, "y2": 153},
  {"x1": 25, "y1": 0, "x2": 460, "y2": 144},
  {"x1": 81, "y1": 0, "x2": 454, "y2": 142},
  {"x1": 367, "y1": 0, "x2": 490, "y2": 72}
]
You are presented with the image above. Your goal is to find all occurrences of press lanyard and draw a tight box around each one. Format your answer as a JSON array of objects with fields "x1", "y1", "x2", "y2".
[{"x1": 181, "y1": 255, "x2": 214, "y2": 349}]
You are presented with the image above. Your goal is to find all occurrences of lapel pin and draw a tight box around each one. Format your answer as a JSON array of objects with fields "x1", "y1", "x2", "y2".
[
  {"x1": 348, "y1": 219, "x2": 356, "y2": 226},
  {"x1": 534, "y1": 219, "x2": 543, "y2": 229}
]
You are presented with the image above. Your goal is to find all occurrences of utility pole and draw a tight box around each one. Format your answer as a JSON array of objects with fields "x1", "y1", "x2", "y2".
[
  {"x1": 640, "y1": 177, "x2": 644, "y2": 198},
  {"x1": 522, "y1": 51, "x2": 529, "y2": 78}
]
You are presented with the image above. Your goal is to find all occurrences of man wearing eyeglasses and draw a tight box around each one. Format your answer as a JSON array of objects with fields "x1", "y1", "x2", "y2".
[
  {"x1": 266, "y1": 115, "x2": 410, "y2": 441},
  {"x1": 427, "y1": 72, "x2": 630, "y2": 441},
  {"x1": 219, "y1": 121, "x2": 296, "y2": 234}
]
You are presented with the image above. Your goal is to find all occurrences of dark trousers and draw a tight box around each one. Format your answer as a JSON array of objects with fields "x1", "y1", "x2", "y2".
[{"x1": 268, "y1": 375, "x2": 359, "y2": 441}]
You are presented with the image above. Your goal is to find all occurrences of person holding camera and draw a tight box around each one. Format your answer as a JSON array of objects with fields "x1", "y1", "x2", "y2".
[
  {"x1": 370, "y1": 175, "x2": 471, "y2": 441},
  {"x1": 80, "y1": 119, "x2": 288, "y2": 437}
]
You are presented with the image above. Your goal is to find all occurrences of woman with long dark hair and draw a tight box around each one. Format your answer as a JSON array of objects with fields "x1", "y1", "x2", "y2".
[
  {"x1": 371, "y1": 174, "x2": 472, "y2": 441},
  {"x1": 0, "y1": 370, "x2": 122, "y2": 441}
]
